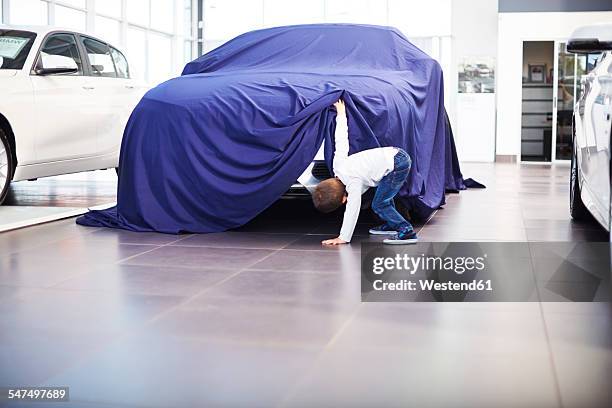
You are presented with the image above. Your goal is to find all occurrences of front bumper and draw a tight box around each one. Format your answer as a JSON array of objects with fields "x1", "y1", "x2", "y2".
[{"x1": 283, "y1": 160, "x2": 331, "y2": 199}]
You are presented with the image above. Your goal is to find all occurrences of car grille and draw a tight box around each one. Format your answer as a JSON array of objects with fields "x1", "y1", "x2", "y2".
[
  {"x1": 311, "y1": 161, "x2": 332, "y2": 180},
  {"x1": 283, "y1": 185, "x2": 311, "y2": 198}
]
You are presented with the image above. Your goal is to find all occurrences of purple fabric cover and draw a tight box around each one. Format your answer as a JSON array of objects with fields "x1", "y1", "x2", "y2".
[{"x1": 77, "y1": 24, "x2": 470, "y2": 233}]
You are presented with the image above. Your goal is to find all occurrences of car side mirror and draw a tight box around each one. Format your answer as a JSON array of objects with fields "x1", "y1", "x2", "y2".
[
  {"x1": 567, "y1": 24, "x2": 612, "y2": 54},
  {"x1": 35, "y1": 53, "x2": 79, "y2": 75},
  {"x1": 567, "y1": 39, "x2": 612, "y2": 54}
]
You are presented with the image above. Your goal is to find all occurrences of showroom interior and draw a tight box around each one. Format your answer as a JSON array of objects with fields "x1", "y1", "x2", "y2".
[{"x1": 1, "y1": 0, "x2": 611, "y2": 407}]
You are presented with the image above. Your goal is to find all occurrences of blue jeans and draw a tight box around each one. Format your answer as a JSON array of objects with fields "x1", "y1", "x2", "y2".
[{"x1": 371, "y1": 149, "x2": 413, "y2": 232}]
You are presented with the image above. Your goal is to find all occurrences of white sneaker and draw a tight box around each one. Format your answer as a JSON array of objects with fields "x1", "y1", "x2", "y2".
[
  {"x1": 368, "y1": 224, "x2": 397, "y2": 235},
  {"x1": 383, "y1": 230, "x2": 418, "y2": 245}
]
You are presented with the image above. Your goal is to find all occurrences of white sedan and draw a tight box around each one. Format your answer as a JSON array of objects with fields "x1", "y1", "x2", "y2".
[
  {"x1": 0, "y1": 25, "x2": 147, "y2": 204},
  {"x1": 568, "y1": 23, "x2": 612, "y2": 232}
]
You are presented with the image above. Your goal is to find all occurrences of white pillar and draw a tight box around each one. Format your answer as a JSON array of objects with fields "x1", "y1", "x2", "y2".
[
  {"x1": 2, "y1": 0, "x2": 9, "y2": 24},
  {"x1": 172, "y1": 0, "x2": 182, "y2": 74},
  {"x1": 86, "y1": 0, "x2": 95, "y2": 33}
]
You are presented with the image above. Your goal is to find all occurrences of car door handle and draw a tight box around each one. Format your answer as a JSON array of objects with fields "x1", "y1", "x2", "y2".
[
  {"x1": 124, "y1": 85, "x2": 135, "y2": 89},
  {"x1": 82, "y1": 86, "x2": 95, "y2": 90}
]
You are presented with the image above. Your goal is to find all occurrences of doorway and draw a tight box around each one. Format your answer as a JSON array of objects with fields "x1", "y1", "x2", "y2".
[
  {"x1": 520, "y1": 40, "x2": 586, "y2": 162},
  {"x1": 521, "y1": 41, "x2": 554, "y2": 162}
]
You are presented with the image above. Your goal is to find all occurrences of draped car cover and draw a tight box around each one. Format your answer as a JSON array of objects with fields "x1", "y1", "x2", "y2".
[{"x1": 77, "y1": 24, "x2": 472, "y2": 234}]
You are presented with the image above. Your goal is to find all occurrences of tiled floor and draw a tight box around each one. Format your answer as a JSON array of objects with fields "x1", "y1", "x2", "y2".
[{"x1": 0, "y1": 163, "x2": 611, "y2": 407}]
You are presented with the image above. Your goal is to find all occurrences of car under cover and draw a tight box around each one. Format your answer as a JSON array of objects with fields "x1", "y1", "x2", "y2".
[{"x1": 77, "y1": 23, "x2": 475, "y2": 234}]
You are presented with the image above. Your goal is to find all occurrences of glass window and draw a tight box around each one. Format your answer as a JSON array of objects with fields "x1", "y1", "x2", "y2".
[
  {"x1": 57, "y1": 0, "x2": 86, "y2": 8},
  {"x1": 587, "y1": 53, "x2": 602, "y2": 72},
  {"x1": 180, "y1": 0, "x2": 193, "y2": 37},
  {"x1": 81, "y1": 37, "x2": 116, "y2": 77},
  {"x1": 204, "y1": 0, "x2": 261, "y2": 41},
  {"x1": 127, "y1": 27, "x2": 146, "y2": 80},
  {"x1": 8, "y1": 0, "x2": 48, "y2": 25},
  {"x1": 151, "y1": 0, "x2": 174, "y2": 33},
  {"x1": 263, "y1": 0, "x2": 324, "y2": 27},
  {"x1": 184, "y1": 40, "x2": 193, "y2": 64},
  {"x1": 388, "y1": 0, "x2": 451, "y2": 37},
  {"x1": 148, "y1": 32, "x2": 172, "y2": 84},
  {"x1": 38, "y1": 33, "x2": 83, "y2": 75},
  {"x1": 0, "y1": 29, "x2": 37, "y2": 70},
  {"x1": 110, "y1": 47, "x2": 129, "y2": 78},
  {"x1": 96, "y1": 0, "x2": 121, "y2": 18},
  {"x1": 324, "y1": 0, "x2": 386, "y2": 25},
  {"x1": 127, "y1": 0, "x2": 149, "y2": 27},
  {"x1": 95, "y1": 16, "x2": 121, "y2": 47},
  {"x1": 55, "y1": 5, "x2": 86, "y2": 31},
  {"x1": 577, "y1": 52, "x2": 604, "y2": 77}
]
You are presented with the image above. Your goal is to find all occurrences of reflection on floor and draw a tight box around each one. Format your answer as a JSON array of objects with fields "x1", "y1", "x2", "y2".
[
  {"x1": 0, "y1": 163, "x2": 610, "y2": 408},
  {"x1": 4, "y1": 169, "x2": 117, "y2": 208},
  {"x1": 426, "y1": 162, "x2": 609, "y2": 242},
  {"x1": 0, "y1": 206, "x2": 86, "y2": 233},
  {"x1": 0, "y1": 170, "x2": 117, "y2": 232}
]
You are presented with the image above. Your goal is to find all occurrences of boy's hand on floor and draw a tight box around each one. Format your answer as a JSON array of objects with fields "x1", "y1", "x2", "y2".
[{"x1": 322, "y1": 237, "x2": 348, "y2": 246}]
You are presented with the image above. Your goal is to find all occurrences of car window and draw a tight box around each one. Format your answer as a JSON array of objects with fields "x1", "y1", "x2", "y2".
[
  {"x1": 0, "y1": 30, "x2": 37, "y2": 70},
  {"x1": 82, "y1": 37, "x2": 117, "y2": 78},
  {"x1": 586, "y1": 52, "x2": 602, "y2": 73},
  {"x1": 37, "y1": 33, "x2": 83, "y2": 75},
  {"x1": 110, "y1": 47, "x2": 129, "y2": 79}
]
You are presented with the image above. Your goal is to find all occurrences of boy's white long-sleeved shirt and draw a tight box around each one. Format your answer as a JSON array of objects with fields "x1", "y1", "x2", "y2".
[{"x1": 332, "y1": 108, "x2": 397, "y2": 242}]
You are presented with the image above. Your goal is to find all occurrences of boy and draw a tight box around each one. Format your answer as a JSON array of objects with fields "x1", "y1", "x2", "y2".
[{"x1": 313, "y1": 99, "x2": 417, "y2": 245}]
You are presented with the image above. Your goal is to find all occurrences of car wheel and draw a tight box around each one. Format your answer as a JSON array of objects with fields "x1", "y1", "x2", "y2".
[
  {"x1": 0, "y1": 128, "x2": 14, "y2": 206},
  {"x1": 570, "y1": 140, "x2": 590, "y2": 221}
]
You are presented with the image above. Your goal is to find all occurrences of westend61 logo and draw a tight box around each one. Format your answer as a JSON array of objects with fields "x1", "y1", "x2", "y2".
[
  {"x1": 361, "y1": 242, "x2": 611, "y2": 302},
  {"x1": 367, "y1": 252, "x2": 492, "y2": 294},
  {"x1": 372, "y1": 253, "x2": 487, "y2": 275},
  {"x1": 361, "y1": 243, "x2": 501, "y2": 302}
]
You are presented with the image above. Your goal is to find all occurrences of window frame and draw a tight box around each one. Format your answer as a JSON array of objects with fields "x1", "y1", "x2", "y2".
[
  {"x1": 30, "y1": 30, "x2": 85, "y2": 76},
  {"x1": 109, "y1": 46, "x2": 130, "y2": 79},
  {"x1": 77, "y1": 34, "x2": 119, "y2": 78}
]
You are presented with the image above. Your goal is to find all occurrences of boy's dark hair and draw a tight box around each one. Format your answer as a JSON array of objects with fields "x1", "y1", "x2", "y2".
[{"x1": 313, "y1": 178, "x2": 346, "y2": 213}]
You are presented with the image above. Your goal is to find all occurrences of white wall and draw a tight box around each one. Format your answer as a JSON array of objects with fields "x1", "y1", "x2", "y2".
[
  {"x1": 450, "y1": 0, "x2": 498, "y2": 162},
  {"x1": 496, "y1": 11, "x2": 612, "y2": 157}
]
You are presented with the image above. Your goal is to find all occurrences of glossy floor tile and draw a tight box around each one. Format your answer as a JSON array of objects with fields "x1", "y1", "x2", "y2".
[
  {"x1": 4, "y1": 170, "x2": 117, "y2": 208},
  {"x1": 0, "y1": 206, "x2": 87, "y2": 233},
  {"x1": 0, "y1": 163, "x2": 611, "y2": 407}
]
